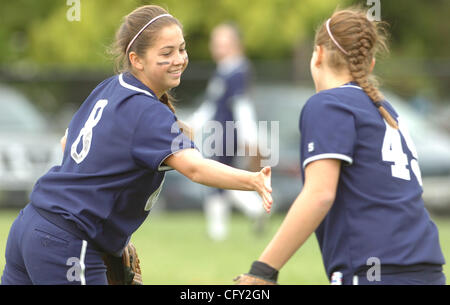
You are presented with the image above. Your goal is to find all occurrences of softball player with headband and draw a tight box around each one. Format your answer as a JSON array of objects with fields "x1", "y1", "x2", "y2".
[
  {"x1": 236, "y1": 7, "x2": 446, "y2": 285},
  {"x1": 1, "y1": 5, "x2": 272, "y2": 285}
]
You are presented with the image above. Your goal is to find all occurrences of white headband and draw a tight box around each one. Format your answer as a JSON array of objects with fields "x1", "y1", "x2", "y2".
[
  {"x1": 125, "y1": 14, "x2": 173, "y2": 54},
  {"x1": 325, "y1": 18, "x2": 349, "y2": 56}
]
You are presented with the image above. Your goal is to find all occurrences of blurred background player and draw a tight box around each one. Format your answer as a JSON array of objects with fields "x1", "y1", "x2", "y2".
[{"x1": 189, "y1": 23, "x2": 267, "y2": 241}]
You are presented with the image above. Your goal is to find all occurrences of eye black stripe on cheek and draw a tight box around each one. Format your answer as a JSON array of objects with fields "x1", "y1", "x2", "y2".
[{"x1": 157, "y1": 61, "x2": 170, "y2": 65}]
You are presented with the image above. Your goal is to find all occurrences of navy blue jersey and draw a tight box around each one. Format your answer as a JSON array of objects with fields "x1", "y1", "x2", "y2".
[
  {"x1": 30, "y1": 72, "x2": 195, "y2": 255},
  {"x1": 206, "y1": 57, "x2": 252, "y2": 165},
  {"x1": 299, "y1": 83, "x2": 445, "y2": 282}
]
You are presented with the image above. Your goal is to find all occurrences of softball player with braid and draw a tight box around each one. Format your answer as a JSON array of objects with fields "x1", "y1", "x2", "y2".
[
  {"x1": 236, "y1": 7, "x2": 445, "y2": 285},
  {"x1": 1, "y1": 5, "x2": 272, "y2": 285}
]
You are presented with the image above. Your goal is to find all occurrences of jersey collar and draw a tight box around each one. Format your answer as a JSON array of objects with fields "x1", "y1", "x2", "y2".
[
  {"x1": 217, "y1": 56, "x2": 247, "y2": 75},
  {"x1": 339, "y1": 81, "x2": 362, "y2": 90},
  {"x1": 119, "y1": 72, "x2": 157, "y2": 98}
]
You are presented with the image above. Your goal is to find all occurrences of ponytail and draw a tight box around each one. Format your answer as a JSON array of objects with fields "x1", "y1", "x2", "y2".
[
  {"x1": 344, "y1": 20, "x2": 398, "y2": 129},
  {"x1": 159, "y1": 92, "x2": 176, "y2": 114}
]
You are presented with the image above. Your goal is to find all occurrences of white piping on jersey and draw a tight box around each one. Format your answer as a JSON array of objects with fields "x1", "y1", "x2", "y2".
[
  {"x1": 303, "y1": 153, "x2": 353, "y2": 169},
  {"x1": 338, "y1": 85, "x2": 362, "y2": 90},
  {"x1": 158, "y1": 164, "x2": 173, "y2": 172},
  {"x1": 144, "y1": 176, "x2": 165, "y2": 211},
  {"x1": 79, "y1": 240, "x2": 88, "y2": 285},
  {"x1": 118, "y1": 73, "x2": 155, "y2": 97},
  {"x1": 157, "y1": 147, "x2": 196, "y2": 172}
]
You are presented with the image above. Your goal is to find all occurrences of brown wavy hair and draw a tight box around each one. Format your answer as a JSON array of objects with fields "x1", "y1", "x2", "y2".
[
  {"x1": 110, "y1": 5, "x2": 181, "y2": 113},
  {"x1": 314, "y1": 7, "x2": 397, "y2": 129}
]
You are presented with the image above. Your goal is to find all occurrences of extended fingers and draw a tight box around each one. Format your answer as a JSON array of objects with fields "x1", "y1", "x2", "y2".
[
  {"x1": 261, "y1": 189, "x2": 273, "y2": 213},
  {"x1": 255, "y1": 167, "x2": 273, "y2": 213}
]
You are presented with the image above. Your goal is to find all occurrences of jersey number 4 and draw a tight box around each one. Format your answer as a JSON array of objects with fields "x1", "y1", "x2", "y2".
[
  {"x1": 381, "y1": 118, "x2": 422, "y2": 186},
  {"x1": 71, "y1": 99, "x2": 108, "y2": 164}
]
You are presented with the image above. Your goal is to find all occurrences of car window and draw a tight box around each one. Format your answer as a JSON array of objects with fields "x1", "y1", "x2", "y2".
[
  {"x1": 252, "y1": 85, "x2": 313, "y2": 150},
  {"x1": 0, "y1": 86, "x2": 47, "y2": 132}
]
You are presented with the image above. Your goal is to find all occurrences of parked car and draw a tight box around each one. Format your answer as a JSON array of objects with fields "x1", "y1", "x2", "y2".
[
  {"x1": 0, "y1": 84, "x2": 62, "y2": 206},
  {"x1": 159, "y1": 83, "x2": 450, "y2": 214}
]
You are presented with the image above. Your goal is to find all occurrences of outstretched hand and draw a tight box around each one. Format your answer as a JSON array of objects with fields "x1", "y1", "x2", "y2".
[{"x1": 254, "y1": 166, "x2": 273, "y2": 213}]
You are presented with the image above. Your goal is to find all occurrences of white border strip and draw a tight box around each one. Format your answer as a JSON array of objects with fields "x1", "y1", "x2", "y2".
[
  {"x1": 303, "y1": 153, "x2": 353, "y2": 169},
  {"x1": 339, "y1": 85, "x2": 362, "y2": 90},
  {"x1": 118, "y1": 73, "x2": 154, "y2": 97},
  {"x1": 79, "y1": 240, "x2": 87, "y2": 285}
]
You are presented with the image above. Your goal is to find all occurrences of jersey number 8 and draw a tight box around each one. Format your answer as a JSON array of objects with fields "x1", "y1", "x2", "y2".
[{"x1": 71, "y1": 99, "x2": 108, "y2": 164}]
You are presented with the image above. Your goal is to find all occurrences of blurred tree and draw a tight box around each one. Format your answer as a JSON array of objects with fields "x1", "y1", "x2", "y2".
[
  {"x1": 2, "y1": 0, "x2": 447, "y2": 65},
  {"x1": 0, "y1": 0, "x2": 60, "y2": 64},
  {"x1": 372, "y1": 0, "x2": 450, "y2": 59},
  {"x1": 27, "y1": 0, "x2": 139, "y2": 69},
  {"x1": 0, "y1": 0, "x2": 449, "y2": 98},
  {"x1": 17, "y1": 0, "x2": 350, "y2": 68},
  {"x1": 358, "y1": 0, "x2": 450, "y2": 100}
]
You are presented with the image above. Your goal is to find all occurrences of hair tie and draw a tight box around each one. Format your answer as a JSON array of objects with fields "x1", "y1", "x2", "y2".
[
  {"x1": 325, "y1": 18, "x2": 349, "y2": 56},
  {"x1": 374, "y1": 101, "x2": 383, "y2": 108},
  {"x1": 126, "y1": 14, "x2": 173, "y2": 55}
]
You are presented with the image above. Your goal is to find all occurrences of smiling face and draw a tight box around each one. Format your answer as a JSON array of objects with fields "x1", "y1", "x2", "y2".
[{"x1": 130, "y1": 24, "x2": 188, "y2": 97}]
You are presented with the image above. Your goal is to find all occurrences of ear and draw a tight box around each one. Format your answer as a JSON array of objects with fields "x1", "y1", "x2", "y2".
[
  {"x1": 313, "y1": 45, "x2": 324, "y2": 68},
  {"x1": 129, "y1": 51, "x2": 144, "y2": 71},
  {"x1": 370, "y1": 58, "x2": 376, "y2": 73}
]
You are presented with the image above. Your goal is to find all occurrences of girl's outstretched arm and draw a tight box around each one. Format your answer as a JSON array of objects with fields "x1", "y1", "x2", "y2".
[
  {"x1": 258, "y1": 158, "x2": 340, "y2": 270},
  {"x1": 164, "y1": 148, "x2": 273, "y2": 213}
]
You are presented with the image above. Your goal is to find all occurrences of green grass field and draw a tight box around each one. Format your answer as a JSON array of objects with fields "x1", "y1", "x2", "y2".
[{"x1": 0, "y1": 208, "x2": 449, "y2": 284}]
